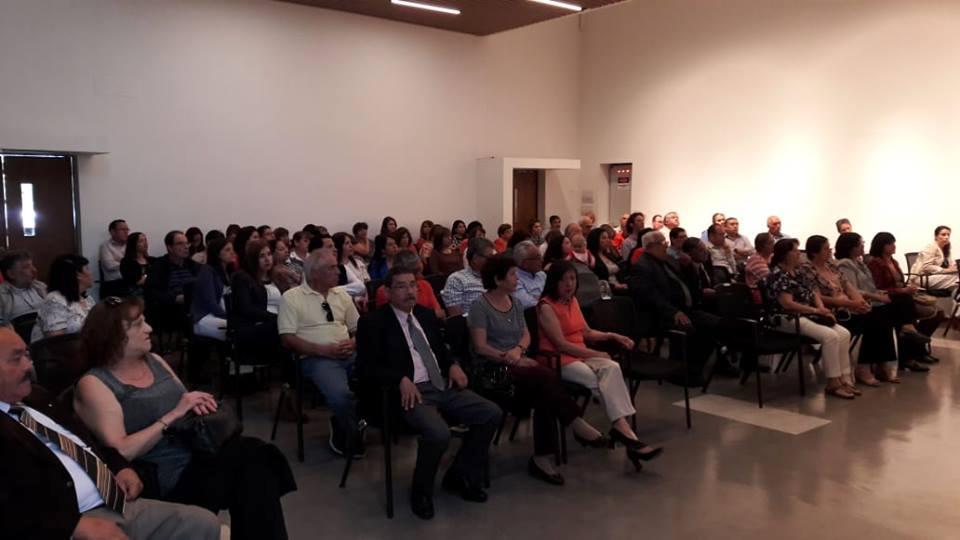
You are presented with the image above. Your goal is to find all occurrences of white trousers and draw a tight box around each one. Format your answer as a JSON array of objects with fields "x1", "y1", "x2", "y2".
[
  {"x1": 561, "y1": 357, "x2": 636, "y2": 422},
  {"x1": 776, "y1": 316, "x2": 851, "y2": 379},
  {"x1": 193, "y1": 314, "x2": 227, "y2": 341}
]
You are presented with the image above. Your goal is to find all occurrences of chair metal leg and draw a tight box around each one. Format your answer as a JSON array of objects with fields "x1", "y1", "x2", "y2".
[
  {"x1": 797, "y1": 348, "x2": 806, "y2": 396},
  {"x1": 296, "y1": 365, "x2": 305, "y2": 463},
  {"x1": 755, "y1": 357, "x2": 764, "y2": 408},
  {"x1": 339, "y1": 428, "x2": 354, "y2": 488},
  {"x1": 508, "y1": 415, "x2": 521, "y2": 442},
  {"x1": 493, "y1": 412, "x2": 508, "y2": 446},
  {"x1": 270, "y1": 384, "x2": 288, "y2": 441},
  {"x1": 944, "y1": 304, "x2": 959, "y2": 337},
  {"x1": 382, "y1": 395, "x2": 394, "y2": 519}
]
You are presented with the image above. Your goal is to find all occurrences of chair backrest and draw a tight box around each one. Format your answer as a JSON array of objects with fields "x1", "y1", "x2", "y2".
[
  {"x1": 425, "y1": 273, "x2": 448, "y2": 294},
  {"x1": 574, "y1": 263, "x2": 602, "y2": 308},
  {"x1": 11, "y1": 312, "x2": 38, "y2": 344},
  {"x1": 905, "y1": 252, "x2": 919, "y2": 272},
  {"x1": 443, "y1": 314, "x2": 473, "y2": 372},
  {"x1": 366, "y1": 279, "x2": 383, "y2": 302},
  {"x1": 714, "y1": 283, "x2": 759, "y2": 320},
  {"x1": 586, "y1": 297, "x2": 638, "y2": 340},
  {"x1": 30, "y1": 333, "x2": 85, "y2": 397},
  {"x1": 523, "y1": 306, "x2": 542, "y2": 357}
]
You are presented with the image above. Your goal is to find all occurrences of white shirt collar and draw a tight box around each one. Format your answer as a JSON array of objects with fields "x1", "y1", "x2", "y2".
[{"x1": 0, "y1": 401, "x2": 12, "y2": 414}]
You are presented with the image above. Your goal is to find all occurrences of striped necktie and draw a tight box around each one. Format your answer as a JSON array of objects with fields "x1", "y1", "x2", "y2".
[{"x1": 10, "y1": 405, "x2": 125, "y2": 513}]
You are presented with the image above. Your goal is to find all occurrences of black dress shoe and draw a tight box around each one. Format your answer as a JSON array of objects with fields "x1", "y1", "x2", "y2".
[
  {"x1": 410, "y1": 492, "x2": 435, "y2": 520},
  {"x1": 441, "y1": 472, "x2": 488, "y2": 502},
  {"x1": 527, "y1": 458, "x2": 565, "y2": 486},
  {"x1": 902, "y1": 360, "x2": 930, "y2": 372}
]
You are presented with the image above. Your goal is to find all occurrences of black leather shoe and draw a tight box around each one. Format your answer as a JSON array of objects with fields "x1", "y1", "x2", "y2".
[
  {"x1": 410, "y1": 492, "x2": 435, "y2": 520},
  {"x1": 441, "y1": 472, "x2": 488, "y2": 503},
  {"x1": 903, "y1": 360, "x2": 930, "y2": 372},
  {"x1": 527, "y1": 458, "x2": 564, "y2": 486}
]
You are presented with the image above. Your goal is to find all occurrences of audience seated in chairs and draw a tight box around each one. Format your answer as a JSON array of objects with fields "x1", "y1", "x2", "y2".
[
  {"x1": 724, "y1": 217, "x2": 755, "y2": 264},
  {"x1": 232, "y1": 226, "x2": 260, "y2": 261},
  {"x1": 269, "y1": 239, "x2": 301, "y2": 294},
  {"x1": 34, "y1": 254, "x2": 96, "y2": 343},
  {"x1": 99, "y1": 219, "x2": 130, "y2": 298},
  {"x1": 468, "y1": 255, "x2": 607, "y2": 486},
  {"x1": 225, "y1": 224, "x2": 241, "y2": 245},
  {"x1": 512, "y1": 241, "x2": 546, "y2": 310},
  {"x1": 258, "y1": 225, "x2": 275, "y2": 242},
  {"x1": 836, "y1": 218, "x2": 853, "y2": 234},
  {"x1": 287, "y1": 231, "x2": 310, "y2": 280},
  {"x1": 144, "y1": 230, "x2": 200, "y2": 329},
  {"x1": 745, "y1": 233, "x2": 774, "y2": 298},
  {"x1": 191, "y1": 229, "x2": 224, "y2": 265},
  {"x1": 190, "y1": 238, "x2": 234, "y2": 342},
  {"x1": 679, "y1": 237, "x2": 717, "y2": 309},
  {"x1": 529, "y1": 218, "x2": 545, "y2": 247},
  {"x1": 428, "y1": 226, "x2": 464, "y2": 276},
  {"x1": 73, "y1": 297, "x2": 295, "y2": 540},
  {"x1": 663, "y1": 211, "x2": 680, "y2": 231},
  {"x1": 375, "y1": 251, "x2": 445, "y2": 320},
  {"x1": 351, "y1": 222, "x2": 371, "y2": 261},
  {"x1": 630, "y1": 231, "x2": 723, "y2": 385},
  {"x1": 537, "y1": 260, "x2": 663, "y2": 471},
  {"x1": 767, "y1": 215, "x2": 789, "y2": 241},
  {"x1": 568, "y1": 233, "x2": 594, "y2": 269},
  {"x1": 395, "y1": 227, "x2": 416, "y2": 255},
  {"x1": 667, "y1": 227, "x2": 689, "y2": 263},
  {"x1": 231, "y1": 239, "x2": 282, "y2": 359},
  {"x1": 801, "y1": 235, "x2": 898, "y2": 387},
  {"x1": 121, "y1": 232, "x2": 152, "y2": 298},
  {"x1": 441, "y1": 237, "x2": 494, "y2": 317},
  {"x1": 542, "y1": 234, "x2": 572, "y2": 272},
  {"x1": 186, "y1": 227, "x2": 205, "y2": 260},
  {"x1": 0, "y1": 249, "x2": 46, "y2": 324},
  {"x1": 548, "y1": 215, "x2": 562, "y2": 234},
  {"x1": 766, "y1": 238, "x2": 856, "y2": 399},
  {"x1": 494, "y1": 223, "x2": 513, "y2": 253},
  {"x1": 415, "y1": 220, "x2": 434, "y2": 253},
  {"x1": 369, "y1": 233, "x2": 399, "y2": 281},
  {"x1": 278, "y1": 250, "x2": 363, "y2": 457},
  {"x1": 706, "y1": 224, "x2": 737, "y2": 283},
  {"x1": 450, "y1": 219, "x2": 467, "y2": 250},
  {"x1": 909, "y1": 225, "x2": 958, "y2": 291},
  {"x1": 458, "y1": 221, "x2": 486, "y2": 254},
  {"x1": 699, "y1": 212, "x2": 725, "y2": 242},
  {"x1": 587, "y1": 228, "x2": 626, "y2": 292},
  {"x1": 651, "y1": 213, "x2": 664, "y2": 230},
  {"x1": 333, "y1": 232, "x2": 370, "y2": 306},
  {"x1": 357, "y1": 267, "x2": 502, "y2": 520},
  {"x1": 0, "y1": 326, "x2": 225, "y2": 540},
  {"x1": 377, "y1": 216, "x2": 398, "y2": 245},
  {"x1": 836, "y1": 232, "x2": 925, "y2": 382}
]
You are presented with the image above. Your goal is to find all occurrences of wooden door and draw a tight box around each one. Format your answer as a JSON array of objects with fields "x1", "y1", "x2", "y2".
[
  {"x1": 512, "y1": 169, "x2": 539, "y2": 233},
  {"x1": 1, "y1": 155, "x2": 79, "y2": 282}
]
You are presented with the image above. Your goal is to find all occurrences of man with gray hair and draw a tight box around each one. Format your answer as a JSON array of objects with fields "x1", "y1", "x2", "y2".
[
  {"x1": 0, "y1": 250, "x2": 47, "y2": 324},
  {"x1": 512, "y1": 241, "x2": 546, "y2": 309},
  {"x1": 441, "y1": 237, "x2": 494, "y2": 316},
  {"x1": 630, "y1": 230, "x2": 722, "y2": 386},
  {"x1": 279, "y1": 250, "x2": 363, "y2": 457}
]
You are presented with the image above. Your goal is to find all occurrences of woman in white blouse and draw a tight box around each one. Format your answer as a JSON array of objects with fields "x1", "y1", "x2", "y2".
[
  {"x1": 333, "y1": 232, "x2": 370, "y2": 309},
  {"x1": 33, "y1": 254, "x2": 95, "y2": 342},
  {"x1": 910, "y1": 225, "x2": 958, "y2": 291}
]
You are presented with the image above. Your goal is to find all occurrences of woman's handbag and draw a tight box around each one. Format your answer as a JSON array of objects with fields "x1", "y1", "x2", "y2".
[
  {"x1": 169, "y1": 401, "x2": 243, "y2": 456},
  {"x1": 474, "y1": 361, "x2": 515, "y2": 398}
]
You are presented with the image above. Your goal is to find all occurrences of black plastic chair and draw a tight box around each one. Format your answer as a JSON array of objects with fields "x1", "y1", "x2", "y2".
[
  {"x1": 716, "y1": 281, "x2": 807, "y2": 408},
  {"x1": 904, "y1": 252, "x2": 954, "y2": 299},
  {"x1": 365, "y1": 279, "x2": 384, "y2": 303},
  {"x1": 11, "y1": 312, "x2": 38, "y2": 344},
  {"x1": 587, "y1": 296, "x2": 692, "y2": 428},
  {"x1": 30, "y1": 333, "x2": 85, "y2": 398}
]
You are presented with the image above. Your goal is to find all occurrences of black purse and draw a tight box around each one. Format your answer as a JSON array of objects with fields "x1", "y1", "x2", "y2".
[
  {"x1": 168, "y1": 401, "x2": 243, "y2": 456},
  {"x1": 474, "y1": 361, "x2": 515, "y2": 398}
]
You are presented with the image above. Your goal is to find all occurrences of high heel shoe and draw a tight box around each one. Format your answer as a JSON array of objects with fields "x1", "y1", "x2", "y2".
[
  {"x1": 528, "y1": 457, "x2": 565, "y2": 486},
  {"x1": 573, "y1": 432, "x2": 610, "y2": 448},
  {"x1": 608, "y1": 429, "x2": 664, "y2": 461},
  {"x1": 626, "y1": 448, "x2": 644, "y2": 472}
]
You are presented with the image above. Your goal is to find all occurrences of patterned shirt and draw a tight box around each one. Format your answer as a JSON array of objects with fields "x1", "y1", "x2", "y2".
[
  {"x1": 514, "y1": 269, "x2": 546, "y2": 310},
  {"x1": 33, "y1": 291, "x2": 95, "y2": 342},
  {"x1": 767, "y1": 266, "x2": 816, "y2": 311},
  {"x1": 798, "y1": 261, "x2": 847, "y2": 299},
  {"x1": 440, "y1": 267, "x2": 485, "y2": 313}
]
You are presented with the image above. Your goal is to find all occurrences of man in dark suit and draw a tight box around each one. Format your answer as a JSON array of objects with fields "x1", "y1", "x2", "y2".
[
  {"x1": 0, "y1": 326, "x2": 221, "y2": 540},
  {"x1": 356, "y1": 268, "x2": 501, "y2": 520},
  {"x1": 629, "y1": 231, "x2": 723, "y2": 384}
]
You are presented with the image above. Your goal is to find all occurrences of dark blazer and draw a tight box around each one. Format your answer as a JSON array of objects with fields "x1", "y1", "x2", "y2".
[
  {"x1": 190, "y1": 264, "x2": 228, "y2": 322},
  {"x1": 230, "y1": 270, "x2": 277, "y2": 329},
  {"x1": 629, "y1": 252, "x2": 691, "y2": 327},
  {"x1": 144, "y1": 255, "x2": 200, "y2": 324},
  {"x1": 0, "y1": 388, "x2": 131, "y2": 540},
  {"x1": 356, "y1": 304, "x2": 453, "y2": 386}
]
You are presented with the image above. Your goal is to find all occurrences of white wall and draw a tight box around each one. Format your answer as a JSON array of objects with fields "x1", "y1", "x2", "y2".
[
  {"x1": 579, "y1": 0, "x2": 960, "y2": 251},
  {"x1": 0, "y1": 0, "x2": 580, "y2": 262}
]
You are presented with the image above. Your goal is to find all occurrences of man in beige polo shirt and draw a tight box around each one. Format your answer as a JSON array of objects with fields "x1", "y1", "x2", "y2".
[{"x1": 278, "y1": 250, "x2": 362, "y2": 457}]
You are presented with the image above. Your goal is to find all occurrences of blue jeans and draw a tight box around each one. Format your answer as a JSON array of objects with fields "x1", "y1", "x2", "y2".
[{"x1": 300, "y1": 355, "x2": 357, "y2": 433}]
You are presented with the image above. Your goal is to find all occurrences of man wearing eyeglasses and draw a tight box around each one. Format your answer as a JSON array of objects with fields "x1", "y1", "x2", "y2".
[
  {"x1": 511, "y1": 241, "x2": 545, "y2": 310},
  {"x1": 440, "y1": 237, "x2": 494, "y2": 317},
  {"x1": 278, "y1": 250, "x2": 363, "y2": 457}
]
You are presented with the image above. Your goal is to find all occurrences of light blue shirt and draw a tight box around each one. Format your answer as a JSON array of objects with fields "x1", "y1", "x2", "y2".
[
  {"x1": 0, "y1": 400, "x2": 104, "y2": 512},
  {"x1": 515, "y1": 269, "x2": 546, "y2": 309}
]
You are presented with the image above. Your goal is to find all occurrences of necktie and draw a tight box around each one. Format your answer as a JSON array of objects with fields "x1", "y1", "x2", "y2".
[
  {"x1": 10, "y1": 405, "x2": 125, "y2": 513},
  {"x1": 407, "y1": 315, "x2": 445, "y2": 390}
]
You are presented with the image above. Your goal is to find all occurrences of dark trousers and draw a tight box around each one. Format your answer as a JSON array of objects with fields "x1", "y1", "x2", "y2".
[
  {"x1": 670, "y1": 309, "x2": 723, "y2": 382},
  {"x1": 842, "y1": 307, "x2": 897, "y2": 365},
  {"x1": 170, "y1": 436, "x2": 297, "y2": 540},
  {"x1": 402, "y1": 384, "x2": 501, "y2": 496},
  {"x1": 509, "y1": 364, "x2": 581, "y2": 456}
]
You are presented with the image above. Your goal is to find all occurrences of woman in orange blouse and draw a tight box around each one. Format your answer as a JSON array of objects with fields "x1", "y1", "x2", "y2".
[{"x1": 537, "y1": 260, "x2": 662, "y2": 470}]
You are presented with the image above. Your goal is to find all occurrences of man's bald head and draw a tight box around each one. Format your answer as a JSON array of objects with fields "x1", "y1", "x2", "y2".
[{"x1": 0, "y1": 326, "x2": 33, "y2": 404}]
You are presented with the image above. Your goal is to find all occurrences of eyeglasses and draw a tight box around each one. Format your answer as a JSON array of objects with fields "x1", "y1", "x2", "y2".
[{"x1": 321, "y1": 302, "x2": 334, "y2": 322}]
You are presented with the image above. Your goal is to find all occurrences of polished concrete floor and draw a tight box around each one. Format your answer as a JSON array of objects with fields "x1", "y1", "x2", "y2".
[{"x1": 236, "y1": 336, "x2": 960, "y2": 540}]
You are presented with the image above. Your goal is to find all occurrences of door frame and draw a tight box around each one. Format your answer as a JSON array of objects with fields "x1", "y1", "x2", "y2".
[
  {"x1": 0, "y1": 152, "x2": 82, "y2": 253},
  {"x1": 475, "y1": 157, "x2": 580, "y2": 230}
]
